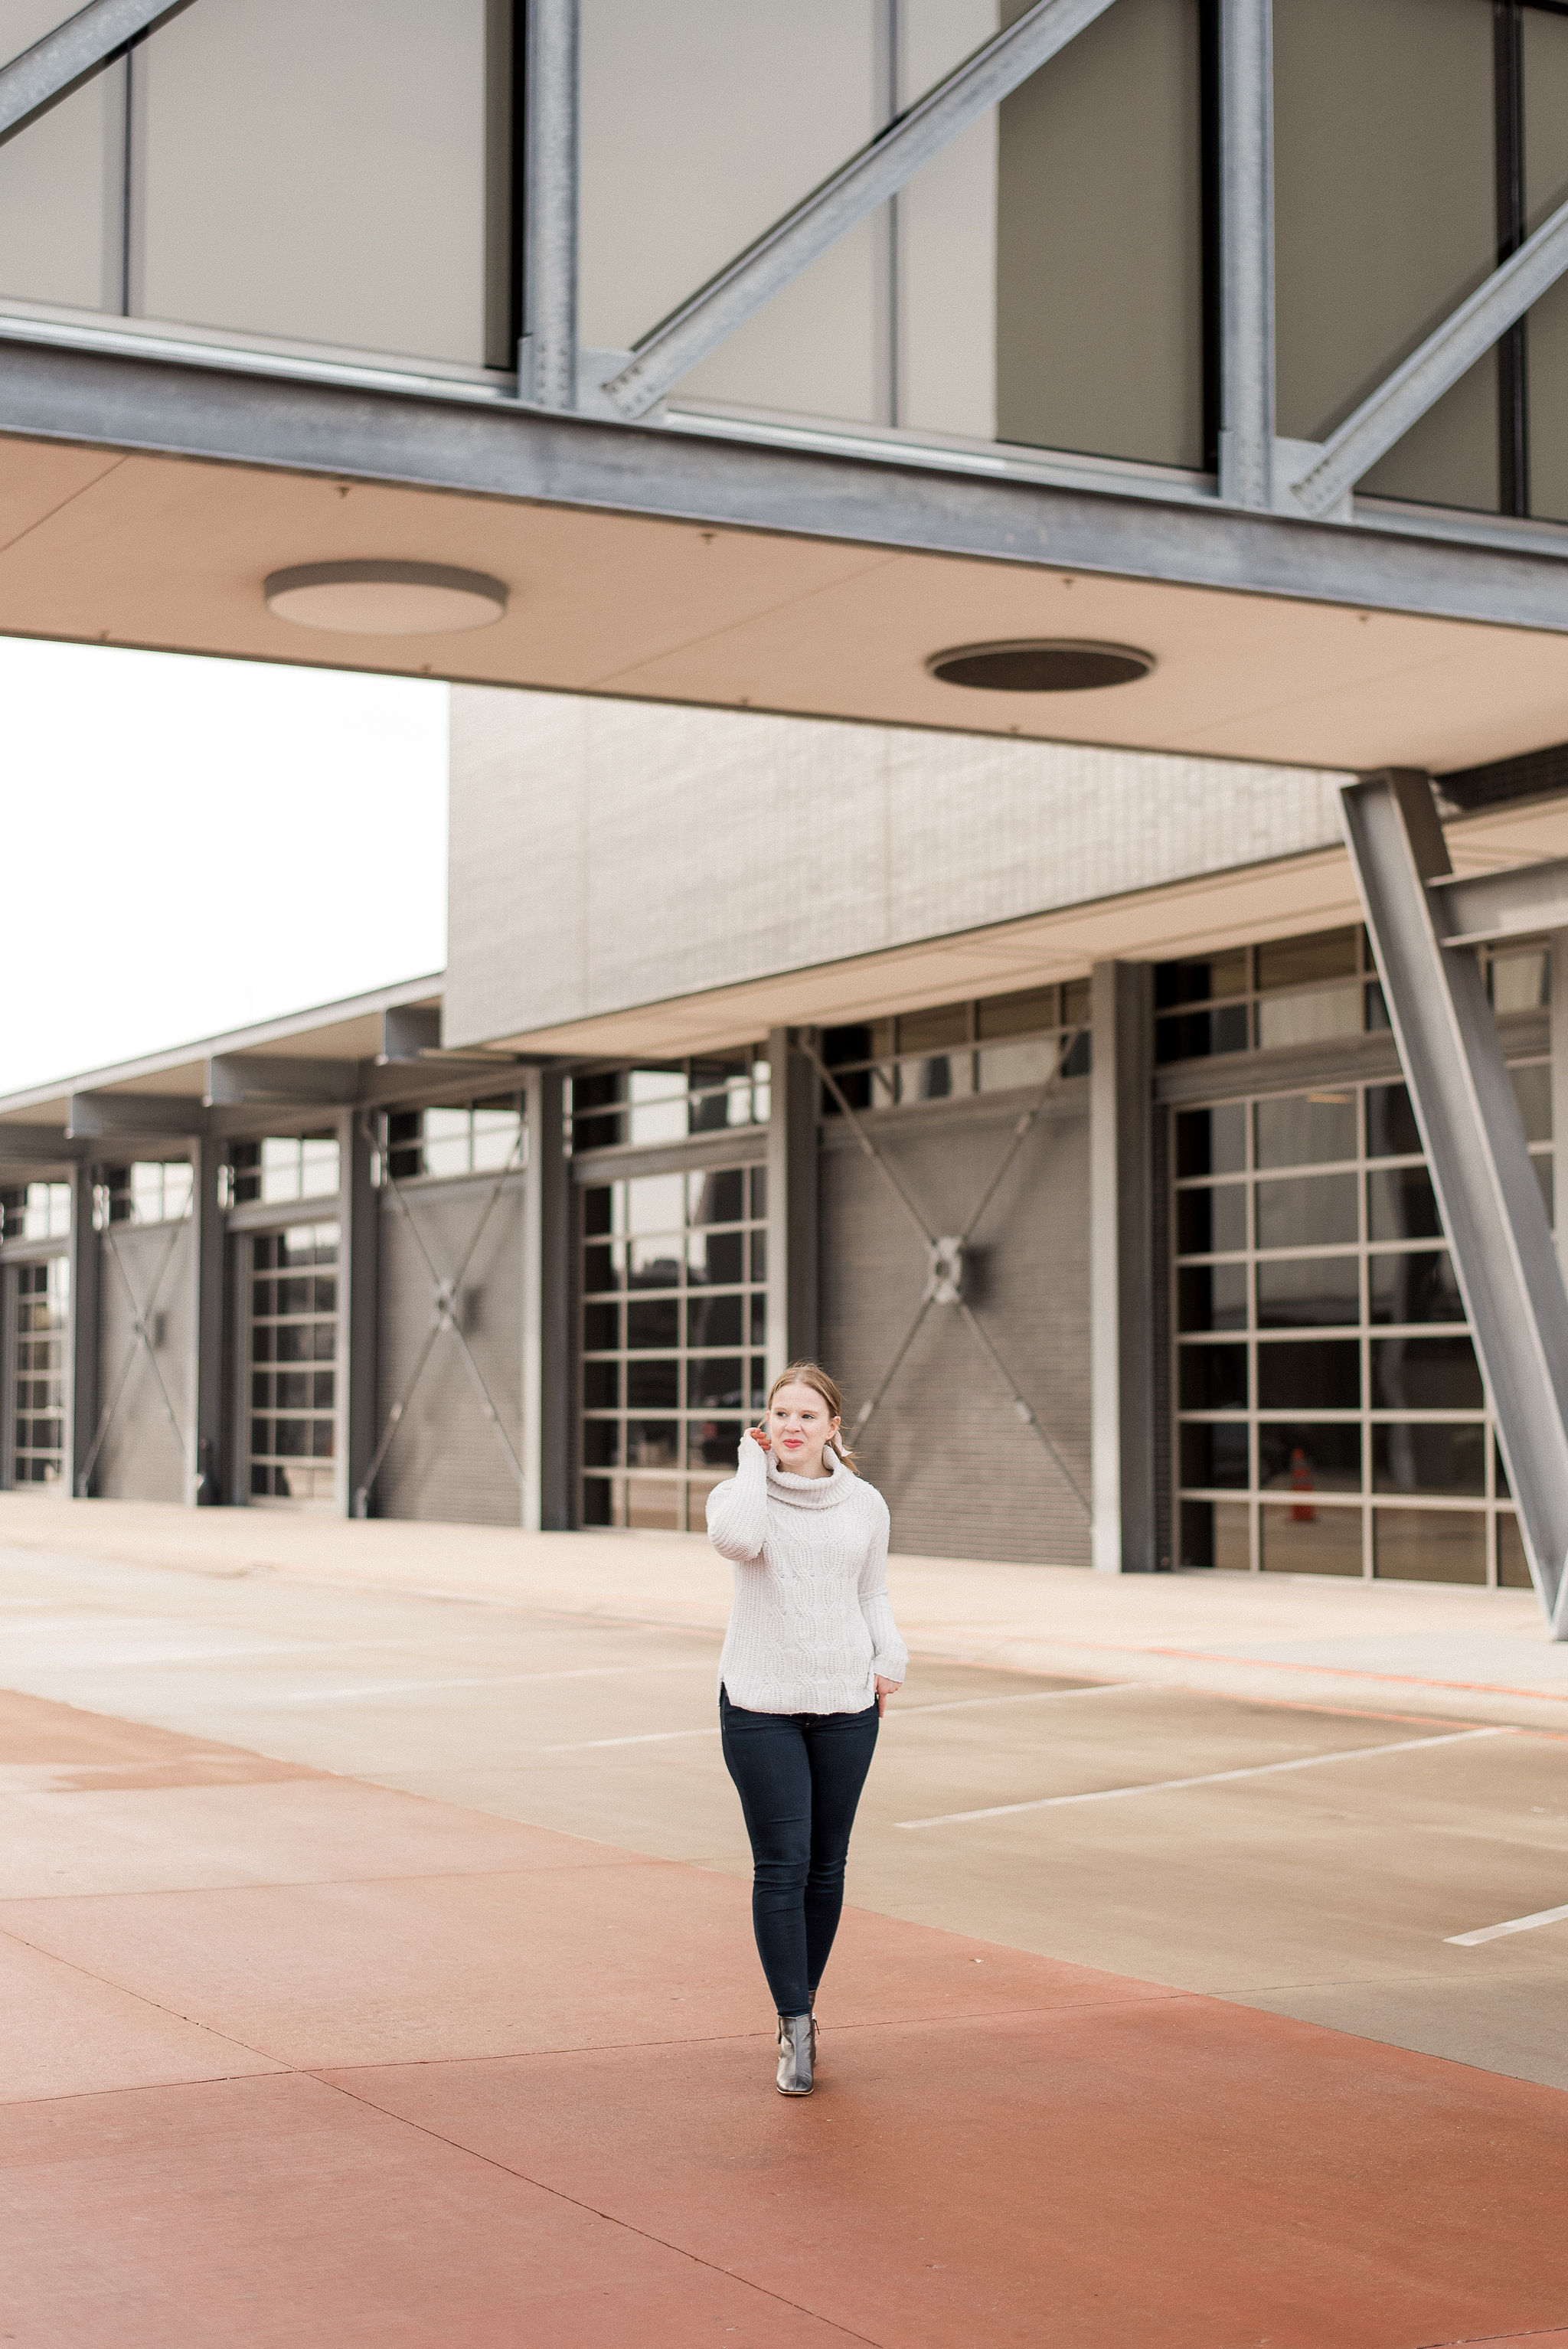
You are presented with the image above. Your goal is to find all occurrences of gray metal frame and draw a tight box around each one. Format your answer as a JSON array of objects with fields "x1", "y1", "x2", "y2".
[
  {"x1": 1341, "y1": 769, "x2": 1568, "y2": 1632},
  {"x1": 0, "y1": 0, "x2": 192, "y2": 147}
]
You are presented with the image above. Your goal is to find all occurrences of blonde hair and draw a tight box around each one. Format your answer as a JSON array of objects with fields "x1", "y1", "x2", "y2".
[{"x1": 766, "y1": 1361, "x2": 858, "y2": 1473}]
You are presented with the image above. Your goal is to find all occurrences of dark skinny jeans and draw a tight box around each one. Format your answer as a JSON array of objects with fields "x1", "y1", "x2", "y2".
[{"x1": 720, "y1": 1686, "x2": 880, "y2": 2015}]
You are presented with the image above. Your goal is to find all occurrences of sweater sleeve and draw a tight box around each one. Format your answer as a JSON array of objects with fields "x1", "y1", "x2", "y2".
[
  {"x1": 858, "y1": 1491, "x2": 908, "y2": 1681},
  {"x1": 705, "y1": 1436, "x2": 769, "y2": 1562}
]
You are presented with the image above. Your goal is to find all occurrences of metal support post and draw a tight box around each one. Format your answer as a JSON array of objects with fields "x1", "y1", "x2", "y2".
[
  {"x1": 521, "y1": 1066, "x2": 570, "y2": 1528},
  {"x1": 1553, "y1": 931, "x2": 1568, "y2": 1291},
  {"x1": 521, "y1": 0, "x2": 580, "y2": 409},
  {"x1": 766, "y1": 1029, "x2": 819, "y2": 1382},
  {"x1": 189, "y1": 1135, "x2": 224, "y2": 1504},
  {"x1": 338, "y1": 1109, "x2": 378, "y2": 1518},
  {"x1": 1341, "y1": 771, "x2": 1568, "y2": 1633},
  {"x1": 67, "y1": 1161, "x2": 100, "y2": 1498},
  {"x1": 1217, "y1": 0, "x2": 1275, "y2": 508},
  {"x1": 1089, "y1": 961, "x2": 1156, "y2": 1573}
]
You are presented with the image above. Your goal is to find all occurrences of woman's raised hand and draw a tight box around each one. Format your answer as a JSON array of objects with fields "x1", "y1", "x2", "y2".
[{"x1": 747, "y1": 1420, "x2": 773, "y2": 1452}]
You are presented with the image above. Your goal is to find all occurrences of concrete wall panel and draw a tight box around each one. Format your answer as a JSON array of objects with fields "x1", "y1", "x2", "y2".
[{"x1": 93, "y1": 1220, "x2": 193, "y2": 1503}]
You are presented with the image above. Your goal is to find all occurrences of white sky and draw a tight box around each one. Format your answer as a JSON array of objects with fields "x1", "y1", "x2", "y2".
[{"x1": 0, "y1": 637, "x2": 449, "y2": 1097}]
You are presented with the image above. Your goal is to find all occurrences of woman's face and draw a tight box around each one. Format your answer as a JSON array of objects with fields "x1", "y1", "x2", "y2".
[{"x1": 766, "y1": 1381, "x2": 839, "y2": 1476}]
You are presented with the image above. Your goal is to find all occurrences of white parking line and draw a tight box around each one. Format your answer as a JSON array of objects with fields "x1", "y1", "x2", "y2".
[
  {"x1": 260, "y1": 1661, "x2": 716, "y2": 1704},
  {"x1": 544, "y1": 1681, "x2": 1148, "y2": 1752},
  {"x1": 897, "y1": 1726, "x2": 1506, "y2": 1828},
  {"x1": 1446, "y1": 1900, "x2": 1568, "y2": 1947}
]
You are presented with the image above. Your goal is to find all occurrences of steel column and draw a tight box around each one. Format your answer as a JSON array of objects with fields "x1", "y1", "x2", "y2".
[
  {"x1": 188, "y1": 1136, "x2": 223, "y2": 1503},
  {"x1": 521, "y1": 1067, "x2": 570, "y2": 1528},
  {"x1": 67, "y1": 1163, "x2": 100, "y2": 1499},
  {"x1": 1341, "y1": 770, "x2": 1568, "y2": 1632},
  {"x1": 338, "y1": 1110, "x2": 378, "y2": 1518},
  {"x1": 1553, "y1": 931, "x2": 1568, "y2": 1292},
  {"x1": 1217, "y1": 0, "x2": 1275, "y2": 509},
  {"x1": 765, "y1": 1030, "x2": 819, "y2": 1383},
  {"x1": 522, "y1": 0, "x2": 580, "y2": 410},
  {"x1": 1089, "y1": 961, "x2": 1156, "y2": 1572}
]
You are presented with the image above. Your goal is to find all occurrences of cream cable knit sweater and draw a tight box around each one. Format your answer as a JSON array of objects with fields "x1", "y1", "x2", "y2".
[{"x1": 707, "y1": 1437, "x2": 908, "y2": 1715}]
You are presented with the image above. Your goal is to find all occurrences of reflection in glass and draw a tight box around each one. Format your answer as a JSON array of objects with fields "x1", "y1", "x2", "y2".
[
  {"x1": 627, "y1": 1359, "x2": 678, "y2": 1410},
  {"x1": 1368, "y1": 1165, "x2": 1442, "y2": 1242},
  {"x1": 1256, "y1": 1340, "x2": 1360, "y2": 1410},
  {"x1": 629, "y1": 1237, "x2": 682, "y2": 1286},
  {"x1": 1255, "y1": 1091, "x2": 1356, "y2": 1168},
  {"x1": 1256, "y1": 929, "x2": 1357, "y2": 992},
  {"x1": 688, "y1": 1230, "x2": 744, "y2": 1286},
  {"x1": 1369, "y1": 1251, "x2": 1463, "y2": 1325},
  {"x1": 1155, "y1": 952, "x2": 1250, "y2": 1006},
  {"x1": 690, "y1": 1167, "x2": 747, "y2": 1227},
  {"x1": 1372, "y1": 1423, "x2": 1485, "y2": 1496},
  {"x1": 1365, "y1": 1083, "x2": 1421, "y2": 1158},
  {"x1": 626, "y1": 1299, "x2": 680, "y2": 1350},
  {"x1": 1176, "y1": 1184, "x2": 1246, "y2": 1256},
  {"x1": 688, "y1": 1419, "x2": 745, "y2": 1468},
  {"x1": 978, "y1": 1039, "x2": 1057, "y2": 1093},
  {"x1": 1370, "y1": 1334, "x2": 1482, "y2": 1410},
  {"x1": 626, "y1": 1420, "x2": 679, "y2": 1466},
  {"x1": 1256, "y1": 1256, "x2": 1359, "y2": 1328},
  {"x1": 1255, "y1": 987, "x2": 1362, "y2": 1053},
  {"x1": 1179, "y1": 1423, "x2": 1250, "y2": 1488},
  {"x1": 1178, "y1": 1344, "x2": 1247, "y2": 1410},
  {"x1": 1156, "y1": 1006, "x2": 1250, "y2": 1063},
  {"x1": 1257, "y1": 1422, "x2": 1361, "y2": 1492},
  {"x1": 1178, "y1": 1264, "x2": 1247, "y2": 1331},
  {"x1": 688, "y1": 1354, "x2": 746, "y2": 1408},
  {"x1": 1374, "y1": 1508, "x2": 1485, "y2": 1584},
  {"x1": 1179, "y1": 1498, "x2": 1250, "y2": 1569},
  {"x1": 691, "y1": 1295, "x2": 743, "y2": 1350},
  {"x1": 1256, "y1": 1172, "x2": 1357, "y2": 1250},
  {"x1": 1260, "y1": 1503, "x2": 1363, "y2": 1574}
]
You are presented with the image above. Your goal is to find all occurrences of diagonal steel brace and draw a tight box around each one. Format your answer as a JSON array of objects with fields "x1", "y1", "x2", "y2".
[
  {"x1": 352, "y1": 1119, "x2": 527, "y2": 1516},
  {"x1": 802, "y1": 1037, "x2": 1089, "y2": 1514},
  {"x1": 76, "y1": 1210, "x2": 189, "y2": 1493}
]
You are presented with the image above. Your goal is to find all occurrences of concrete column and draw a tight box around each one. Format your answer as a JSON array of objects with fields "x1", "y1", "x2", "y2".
[
  {"x1": 1089, "y1": 961, "x2": 1156, "y2": 1573},
  {"x1": 337, "y1": 1110, "x2": 379, "y2": 1518},
  {"x1": 190, "y1": 1135, "x2": 225, "y2": 1504},
  {"x1": 1552, "y1": 930, "x2": 1568, "y2": 1286},
  {"x1": 522, "y1": 1066, "x2": 571, "y2": 1529},
  {"x1": 68, "y1": 1160, "x2": 100, "y2": 1497},
  {"x1": 765, "y1": 1028, "x2": 818, "y2": 1382}
]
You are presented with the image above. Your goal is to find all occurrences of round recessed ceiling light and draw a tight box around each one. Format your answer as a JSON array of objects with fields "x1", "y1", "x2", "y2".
[
  {"x1": 263, "y1": 560, "x2": 508, "y2": 636},
  {"x1": 926, "y1": 639, "x2": 1155, "y2": 692}
]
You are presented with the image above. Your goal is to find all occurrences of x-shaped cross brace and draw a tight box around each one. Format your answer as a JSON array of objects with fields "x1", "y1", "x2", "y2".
[
  {"x1": 802, "y1": 1038, "x2": 1090, "y2": 1518},
  {"x1": 76, "y1": 1210, "x2": 190, "y2": 1496},
  {"x1": 352, "y1": 1118, "x2": 528, "y2": 1518}
]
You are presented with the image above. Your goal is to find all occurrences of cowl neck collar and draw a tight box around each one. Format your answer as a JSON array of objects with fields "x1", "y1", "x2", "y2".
[{"x1": 766, "y1": 1451, "x2": 854, "y2": 1508}]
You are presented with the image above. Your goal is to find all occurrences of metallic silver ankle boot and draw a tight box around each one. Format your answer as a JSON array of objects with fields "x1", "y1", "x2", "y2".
[{"x1": 775, "y1": 2011, "x2": 816, "y2": 2096}]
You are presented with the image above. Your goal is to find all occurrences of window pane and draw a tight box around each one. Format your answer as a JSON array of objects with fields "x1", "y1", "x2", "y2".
[
  {"x1": 1256, "y1": 1340, "x2": 1360, "y2": 1410},
  {"x1": 1256, "y1": 929, "x2": 1357, "y2": 991},
  {"x1": 583, "y1": 1302, "x2": 619, "y2": 1351},
  {"x1": 1156, "y1": 1005, "x2": 1250, "y2": 1063},
  {"x1": 583, "y1": 1420, "x2": 621, "y2": 1468},
  {"x1": 1175, "y1": 1104, "x2": 1246, "y2": 1178},
  {"x1": 582, "y1": 1477, "x2": 614, "y2": 1527},
  {"x1": 1367, "y1": 1165, "x2": 1442, "y2": 1243},
  {"x1": 1260, "y1": 1502, "x2": 1364, "y2": 1575},
  {"x1": 1256, "y1": 1173, "x2": 1357, "y2": 1250},
  {"x1": 1258, "y1": 1422, "x2": 1361, "y2": 1493},
  {"x1": 1176, "y1": 1184, "x2": 1246, "y2": 1256},
  {"x1": 1256, "y1": 984, "x2": 1362, "y2": 1052},
  {"x1": 583, "y1": 1361, "x2": 619, "y2": 1411},
  {"x1": 1178, "y1": 1264, "x2": 1248, "y2": 1332},
  {"x1": 977, "y1": 986, "x2": 1056, "y2": 1040},
  {"x1": 688, "y1": 1418, "x2": 744, "y2": 1468},
  {"x1": 689, "y1": 1230, "x2": 745, "y2": 1286},
  {"x1": 1179, "y1": 1423, "x2": 1250, "y2": 1488},
  {"x1": 1373, "y1": 1508, "x2": 1485, "y2": 1585},
  {"x1": 1254, "y1": 1091, "x2": 1357, "y2": 1168},
  {"x1": 1155, "y1": 952, "x2": 1249, "y2": 1008},
  {"x1": 629, "y1": 1237, "x2": 682, "y2": 1287},
  {"x1": 626, "y1": 1478, "x2": 682, "y2": 1531},
  {"x1": 626, "y1": 1173, "x2": 686, "y2": 1233},
  {"x1": 627, "y1": 1358, "x2": 679, "y2": 1410},
  {"x1": 1256, "y1": 1256, "x2": 1359, "y2": 1329},
  {"x1": 690, "y1": 1168, "x2": 747, "y2": 1227},
  {"x1": 1178, "y1": 1344, "x2": 1248, "y2": 1410},
  {"x1": 1365, "y1": 1083, "x2": 1421, "y2": 1158},
  {"x1": 1372, "y1": 1423, "x2": 1485, "y2": 1496},
  {"x1": 627, "y1": 1299, "x2": 681, "y2": 1350},
  {"x1": 1510, "y1": 1062, "x2": 1552, "y2": 1143},
  {"x1": 1368, "y1": 1250, "x2": 1463, "y2": 1325},
  {"x1": 1491, "y1": 950, "x2": 1548, "y2": 1013},
  {"x1": 1370, "y1": 1334, "x2": 1482, "y2": 1410},
  {"x1": 978, "y1": 1038, "x2": 1058, "y2": 1093},
  {"x1": 690, "y1": 1295, "x2": 743, "y2": 1349},
  {"x1": 1178, "y1": 1498, "x2": 1250, "y2": 1569},
  {"x1": 626, "y1": 1420, "x2": 679, "y2": 1467},
  {"x1": 583, "y1": 1243, "x2": 622, "y2": 1294},
  {"x1": 1498, "y1": 1511, "x2": 1533, "y2": 1588},
  {"x1": 688, "y1": 1354, "x2": 746, "y2": 1408},
  {"x1": 899, "y1": 1004, "x2": 967, "y2": 1053}
]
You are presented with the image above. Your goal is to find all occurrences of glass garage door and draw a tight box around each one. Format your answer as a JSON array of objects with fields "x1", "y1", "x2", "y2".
[
  {"x1": 579, "y1": 1163, "x2": 766, "y2": 1531},
  {"x1": 247, "y1": 1223, "x2": 338, "y2": 1503},
  {"x1": 8, "y1": 1259, "x2": 70, "y2": 1487}
]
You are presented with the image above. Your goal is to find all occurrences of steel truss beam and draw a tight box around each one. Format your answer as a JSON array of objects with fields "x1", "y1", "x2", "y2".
[
  {"x1": 600, "y1": 0, "x2": 1121, "y2": 420},
  {"x1": 351, "y1": 1116, "x2": 525, "y2": 1517},
  {"x1": 0, "y1": 0, "x2": 193, "y2": 148},
  {"x1": 1289, "y1": 191, "x2": 1568, "y2": 518},
  {"x1": 1428, "y1": 857, "x2": 1568, "y2": 949},
  {"x1": 204, "y1": 1054, "x2": 351, "y2": 1108},
  {"x1": 67, "y1": 1093, "x2": 202, "y2": 1139},
  {"x1": 1341, "y1": 769, "x2": 1568, "y2": 1634},
  {"x1": 1217, "y1": 0, "x2": 1275, "y2": 510},
  {"x1": 805, "y1": 1041, "x2": 1089, "y2": 1517}
]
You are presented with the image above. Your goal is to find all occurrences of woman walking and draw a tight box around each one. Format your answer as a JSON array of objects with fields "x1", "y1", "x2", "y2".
[{"x1": 707, "y1": 1361, "x2": 906, "y2": 2096}]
